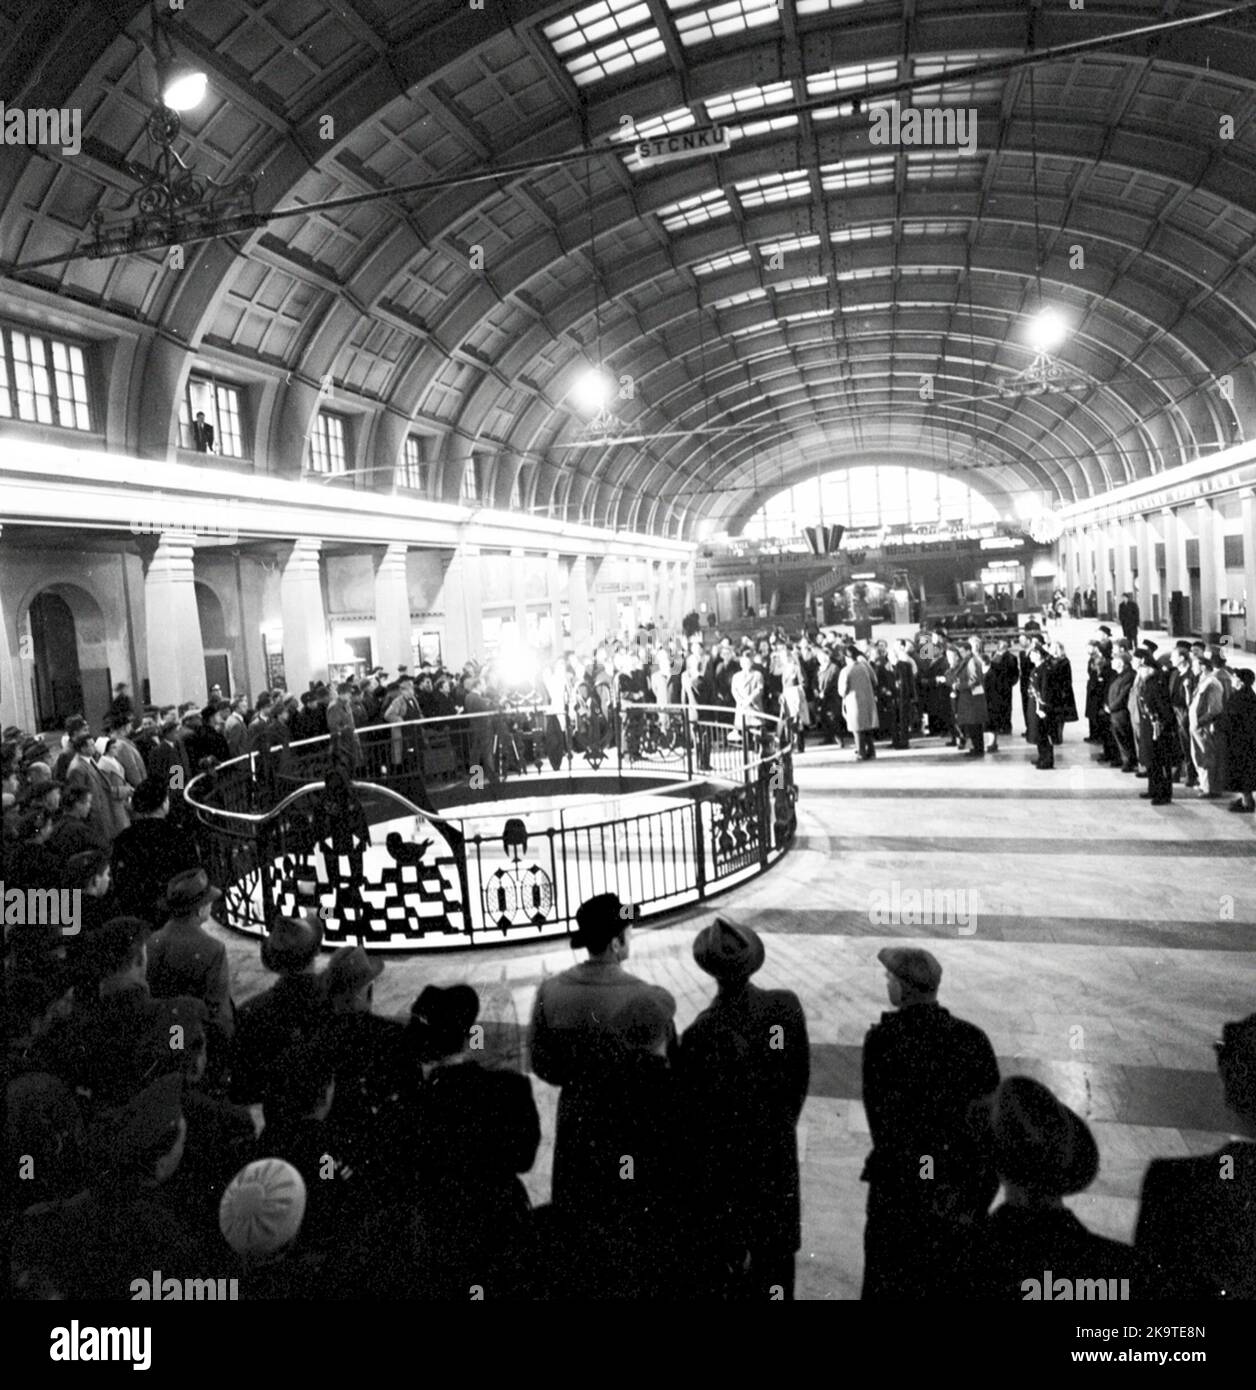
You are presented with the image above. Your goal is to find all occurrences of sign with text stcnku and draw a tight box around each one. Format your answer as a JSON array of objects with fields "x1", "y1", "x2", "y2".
[{"x1": 635, "y1": 125, "x2": 730, "y2": 167}]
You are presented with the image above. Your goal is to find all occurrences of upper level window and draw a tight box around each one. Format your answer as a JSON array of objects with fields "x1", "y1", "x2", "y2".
[
  {"x1": 0, "y1": 326, "x2": 92, "y2": 430},
  {"x1": 401, "y1": 436, "x2": 428, "y2": 493},
  {"x1": 309, "y1": 412, "x2": 347, "y2": 475},
  {"x1": 461, "y1": 459, "x2": 480, "y2": 502},
  {"x1": 179, "y1": 375, "x2": 245, "y2": 457}
]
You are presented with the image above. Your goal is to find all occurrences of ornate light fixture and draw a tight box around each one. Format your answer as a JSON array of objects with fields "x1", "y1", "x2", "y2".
[{"x1": 88, "y1": 3, "x2": 262, "y2": 261}]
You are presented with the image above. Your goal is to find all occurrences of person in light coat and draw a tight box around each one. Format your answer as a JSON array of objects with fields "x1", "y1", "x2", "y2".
[
  {"x1": 1188, "y1": 653, "x2": 1228, "y2": 798},
  {"x1": 730, "y1": 651, "x2": 765, "y2": 745},
  {"x1": 838, "y1": 647, "x2": 878, "y2": 760}
]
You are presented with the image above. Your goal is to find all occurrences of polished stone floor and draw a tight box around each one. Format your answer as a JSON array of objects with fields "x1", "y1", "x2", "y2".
[{"x1": 214, "y1": 618, "x2": 1256, "y2": 1300}]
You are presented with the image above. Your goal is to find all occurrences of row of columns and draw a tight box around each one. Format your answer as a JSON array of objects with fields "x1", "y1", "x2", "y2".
[
  {"x1": 1058, "y1": 489, "x2": 1255, "y2": 639},
  {"x1": 137, "y1": 536, "x2": 695, "y2": 707}
]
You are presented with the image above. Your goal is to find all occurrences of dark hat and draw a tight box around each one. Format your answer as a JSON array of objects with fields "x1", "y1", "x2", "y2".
[
  {"x1": 324, "y1": 944, "x2": 384, "y2": 1001},
  {"x1": 65, "y1": 848, "x2": 110, "y2": 887},
  {"x1": 92, "y1": 1071, "x2": 183, "y2": 1171},
  {"x1": 129, "y1": 777, "x2": 170, "y2": 816},
  {"x1": 1098, "y1": 626, "x2": 1112, "y2": 636},
  {"x1": 693, "y1": 917, "x2": 766, "y2": 980},
  {"x1": 987, "y1": 1076, "x2": 1099, "y2": 1195},
  {"x1": 260, "y1": 915, "x2": 324, "y2": 975},
  {"x1": 1235, "y1": 668, "x2": 1254, "y2": 689},
  {"x1": 162, "y1": 868, "x2": 222, "y2": 916},
  {"x1": 1138, "y1": 639, "x2": 1159, "y2": 653},
  {"x1": 2, "y1": 724, "x2": 23, "y2": 741},
  {"x1": 878, "y1": 946, "x2": 943, "y2": 994},
  {"x1": 410, "y1": 984, "x2": 480, "y2": 1043},
  {"x1": 79, "y1": 916, "x2": 151, "y2": 981},
  {"x1": 571, "y1": 893, "x2": 633, "y2": 951}
]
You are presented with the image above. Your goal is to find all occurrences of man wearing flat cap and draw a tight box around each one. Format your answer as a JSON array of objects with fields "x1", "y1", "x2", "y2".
[
  {"x1": 147, "y1": 868, "x2": 235, "y2": 1073},
  {"x1": 1134, "y1": 1013, "x2": 1256, "y2": 1297},
  {"x1": 860, "y1": 946, "x2": 1000, "y2": 1299},
  {"x1": 955, "y1": 1076, "x2": 1159, "y2": 1298},
  {"x1": 528, "y1": 893, "x2": 677, "y2": 1213},
  {"x1": 679, "y1": 917, "x2": 810, "y2": 1299}
]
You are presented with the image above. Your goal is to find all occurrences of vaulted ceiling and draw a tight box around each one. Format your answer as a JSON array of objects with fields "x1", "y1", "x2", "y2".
[{"x1": 3, "y1": 0, "x2": 1256, "y2": 539}]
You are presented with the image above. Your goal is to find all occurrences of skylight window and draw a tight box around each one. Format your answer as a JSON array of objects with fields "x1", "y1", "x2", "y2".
[
  {"x1": 796, "y1": 0, "x2": 865, "y2": 12},
  {"x1": 667, "y1": 0, "x2": 780, "y2": 48},
  {"x1": 771, "y1": 276, "x2": 828, "y2": 293},
  {"x1": 905, "y1": 152, "x2": 976, "y2": 180},
  {"x1": 782, "y1": 307, "x2": 833, "y2": 321},
  {"x1": 831, "y1": 224, "x2": 893, "y2": 243},
  {"x1": 734, "y1": 169, "x2": 810, "y2": 208},
  {"x1": 819, "y1": 155, "x2": 895, "y2": 191},
  {"x1": 903, "y1": 220, "x2": 970, "y2": 236},
  {"x1": 761, "y1": 234, "x2": 821, "y2": 257},
  {"x1": 613, "y1": 106, "x2": 695, "y2": 142},
  {"x1": 658, "y1": 188, "x2": 733, "y2": 231},
  {"x1": 712, "y1": 287, "x2": 768, "y2": 308},
  {"x1": 807, "y1": 61, "x2": 898, "y2": 97},
  {"x1": 543, "y1": 0, "x2": 665, "y2": 87},
  {"x1": 911, "y1": 51, "x2": 1017, "y2": 104},
  {"x1": 694, "y1": 249, "x2": 754, "y2": 275},
  {"x1": 706, "y1": 81, "x2": 793, "y2": 121},
  {"x1": 835, "y1": 266, "x2": 892, "y2": 281}
]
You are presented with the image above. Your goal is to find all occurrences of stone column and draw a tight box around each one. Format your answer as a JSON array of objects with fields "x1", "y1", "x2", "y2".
[
  {"x1": 1162, "y1": 507, "x2": 1183, "y2": 596},
  {"x1": 567, "y1": 555, "x2": 592, "y2": 652},
  {"x1": 509, "y1": 547, "x2": 529, "y2": 635},
  {"x1": 1135, "y1": 514, "x2": 1155, "y2": 620},
  {"x1": 373, "y1": 543, "x2": 411, "y2": 674},
  {"x1": 1195, "y1": 498, "x2": 1219, "y2": 638},
  {"x1": 280, "y1": 539, "x2": 328, "y2": 692},
  {"x1": 1242, "y1": 490, "x2": 1256, "y2": 652},
  {"x1": 0, "y1": 524, "x2": 26, "y2": 731},
  {"x1": 441, "y1": 544, "x2": 483, "y2": 669},
  {"x1": 1111, "y1": 519, "x2": 1130, "y2": 609},
  {"x1": 144, "y1": 535, "x2": 208, "y2": 706},
  {"x1": 545, "y1": 550, "x2": 563, "y2": 655}
]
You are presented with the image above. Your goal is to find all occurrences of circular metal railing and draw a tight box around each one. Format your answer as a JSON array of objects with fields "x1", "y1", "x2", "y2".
[{"x1": 184, "y1": 701, "x2": 797, "y2": 951}]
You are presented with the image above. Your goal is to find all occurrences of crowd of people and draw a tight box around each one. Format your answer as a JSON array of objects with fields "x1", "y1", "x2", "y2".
[
  {"x1": 5, "y1": 881, "x2": 1253, "y2": 1301},
  {"x1": 3, "y1": 614, "x2": 1254, "y2": 1302}
]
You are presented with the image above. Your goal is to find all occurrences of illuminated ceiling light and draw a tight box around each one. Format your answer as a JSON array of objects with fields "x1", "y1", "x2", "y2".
[
  {"x1": 162, "y1": 68, "x2": 208, "y2": 111},
  {"x1": 570, "y1": 366, "x2": 615, "y2": 414},
  {"x1": 1026, "y1": 307, "x2": 1067, "y2": 354}
]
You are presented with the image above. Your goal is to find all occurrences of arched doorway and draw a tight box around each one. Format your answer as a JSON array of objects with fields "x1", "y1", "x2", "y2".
[
  {"x1": 27, "y1": 584, "x2": 110, "y2": 732},
  {"x1": 195, "y1": 580, "x2": 232, "y2": 698}
]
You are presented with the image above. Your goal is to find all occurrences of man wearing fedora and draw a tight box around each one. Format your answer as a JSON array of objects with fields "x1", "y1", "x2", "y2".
[
  {"x1": 860, "y1": 946, "x2": 1000, "y2": 1300},
  {"x1": 528, "y1": 893, "x2": 677, "y2": 1214},
  {"x1": 679, "y1": 918, "x2": 811, "y2": 1300},
  {"x1": 955, "y1": 1076, "x2": 1158, "y2": 1298},
  {"x1": 231, "y1": 915, "x2": 329, "y2": 1108},
  {"x1": 1134, "y1": 1013, "x2": 1256, "y2": 1298},
  {"x1": 147, "y1": 869, "x2": 235, "y2": 1072}
]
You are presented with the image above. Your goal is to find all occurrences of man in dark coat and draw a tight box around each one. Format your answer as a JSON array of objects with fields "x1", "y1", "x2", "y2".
[
  {"x1": 984, "y1": 637, "x2": 1018, "y2": 739},
  {"x1": 1016, "y1": 635, "x2": 1037, "y2": 743},
  {"x1": 1167, "y1": 644, "x2": 1198, "y2": 788},
  {"x1": 1117, "y1": 591, "x2": 1140, "y2": 645},
  {"x1": 1046, "y1": 640, "x2": 1078, "y2": 744},
  {"x1": 1224, "y1": 667, "x2": 1256, "y2": 812},
  {"x1": 1134, "y1": 1013, "x2": 1255, "y2": 1297},
  {"x1": 954, "y1": 1077, "x2": 1162, "y2": 1299},
  {"x1": 679, "y1": 918, "x2": 810, "y2": 1300},
  {"x1": 1027, "y1": 646, "x2": 1059, "y2": 769},
  {"x1": 860, "y1": 947, "x2": 1000, "y2": 1299},
  {"x1": 230, "y1": 915, "x2": 330, "y2": 1107},
  {"x1": 528, "y1": 894, "x2": 677, "y2": 1215},
  {"x1": 109, "y1": 777, "x2": 201, "y2": 925},
  {"x1": 1138, "y1": 651, "x2": 1176, "y2": 805},
  {"x1": 1103, "y1": 649, "x2": 1137, "y2": 772}
]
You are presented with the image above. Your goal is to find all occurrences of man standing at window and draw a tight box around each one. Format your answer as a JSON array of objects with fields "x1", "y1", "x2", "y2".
[{"x1": 192, "y1": 410, "x2": 215, "y2": 453}]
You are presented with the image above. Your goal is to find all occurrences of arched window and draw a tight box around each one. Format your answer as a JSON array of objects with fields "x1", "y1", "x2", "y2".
[{"x1": 743, "y1": 465, "x2": 1001, "y2": 540}]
